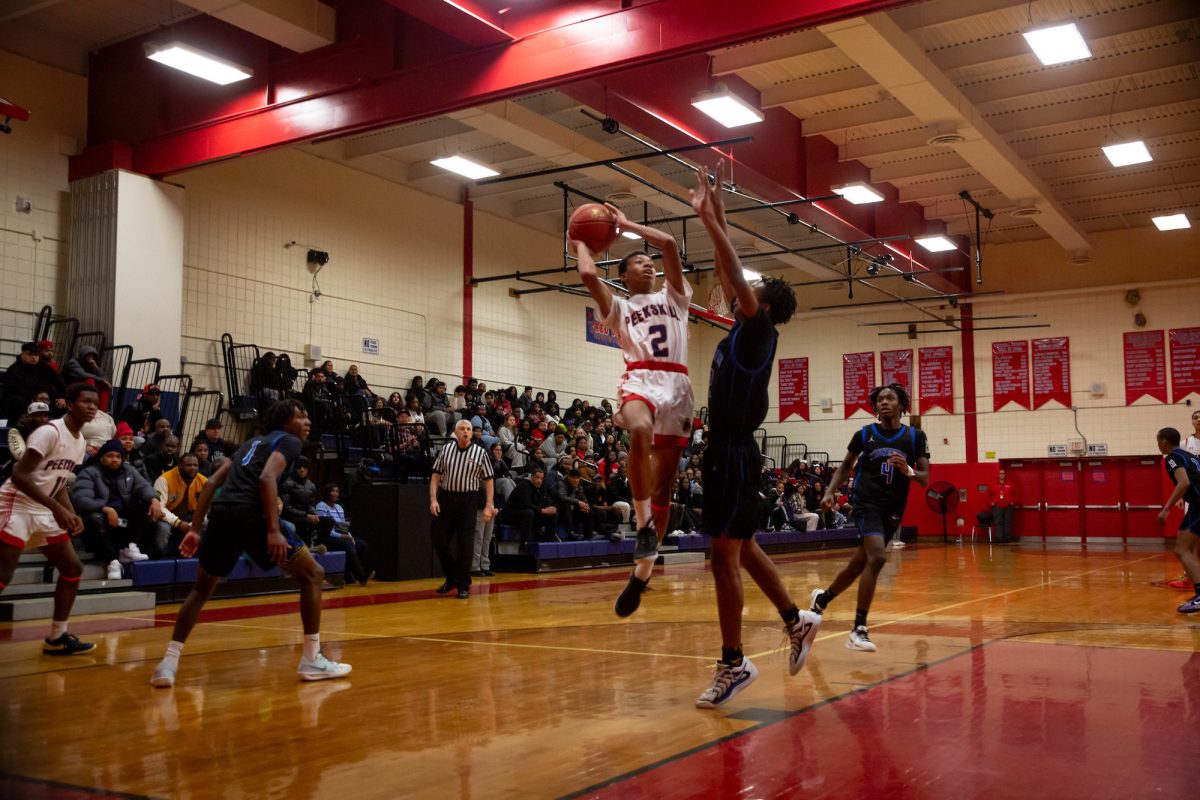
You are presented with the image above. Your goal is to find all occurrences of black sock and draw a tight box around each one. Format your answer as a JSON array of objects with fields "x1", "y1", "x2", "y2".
[
  {"x1": 816, "y1": 590, "x2": 835, "y2": 609},
  {"x1": 721, "y1": 646, "x2": 743, "y2": 665},
  {"x1": 1193, "y1": 583, "x2": 1200, "y2": 597},
  {"x1": 854, "y1": 609, "x2": 868, "y2": 629},
  {"x1": 780, "y1": 604, "x2": 800, "y2": 625}
]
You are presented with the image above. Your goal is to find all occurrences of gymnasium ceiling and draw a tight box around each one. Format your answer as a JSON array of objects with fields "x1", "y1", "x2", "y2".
[{"x1": 3, "y1": 0, "x2": 1198, "y2": 307}]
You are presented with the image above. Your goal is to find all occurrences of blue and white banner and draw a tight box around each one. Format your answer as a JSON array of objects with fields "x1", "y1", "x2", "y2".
[{"x1": 585, "y1": 307, "x2": 619, "y2": 349}]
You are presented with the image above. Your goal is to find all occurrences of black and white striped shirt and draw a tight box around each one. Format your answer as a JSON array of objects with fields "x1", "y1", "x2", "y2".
[{"x1": 432, "y1": 441, "x2": 494, "y2": 492}]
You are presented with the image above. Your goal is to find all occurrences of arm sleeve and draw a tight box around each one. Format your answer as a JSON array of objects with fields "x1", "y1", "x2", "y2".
[
  {"x1": 70, "y1": 470, "x2": 104, "y2": 513},
  {"x1": 315, "y1": 501, "x2": 333, "y2": 518},
  {"x1": 24, "y1": 423, "x2": 60, "y2": 458},
  {"x1": 153, "y1": 475, "x2": 169, "y2": 504},
  {"x1": 479, "y1": 448, "x2": 495, "y2": 479},
  {"x1": 432, "y1": 446, "x2": 446, "y2": 475},
  {"x1": 915, "y1": 430, "x2": 930, "y2": 459},
  {"x1": 273, "y1": 435, "x2": 302, "y2": 466},
  {"x1": 665, "y1": 278, "x2": 694, "y2": 311},
  {"x1": 601, "y1": 297, "x2": 624, "y2": 329},
  {"x1": 7, "y1": 429, "x2": 26, "y2": 461},
  {"x1": 1165, "y1": 454, "x2": 1181, "y2": 474}
]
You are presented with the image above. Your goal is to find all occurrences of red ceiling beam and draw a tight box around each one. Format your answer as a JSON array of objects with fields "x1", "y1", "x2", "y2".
[
  {"x1": 83, "y1": 0, "x2": 908, "y2": 177},
  {"x1": 382, "y1": 0, "x2": 513, "y2": 47}
]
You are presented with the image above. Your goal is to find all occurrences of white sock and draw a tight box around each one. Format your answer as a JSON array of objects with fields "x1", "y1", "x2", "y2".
[
  {"x1": 161, "y1": 640, "x2": 184, "y2": 669},
  {"x1": 49, "y1": 619, "x2": 67, "y2": 639},
  {"x1": 303, "y1": 633, "x2": 321, "y2": 661},
  {"x1": 634, "y1": 498, "x2": 651, "y2": 529}
]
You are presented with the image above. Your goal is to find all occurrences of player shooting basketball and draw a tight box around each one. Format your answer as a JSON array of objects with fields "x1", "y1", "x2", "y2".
[{"x1": 573, "y1": 205, "x2": 693, "y2": 617}]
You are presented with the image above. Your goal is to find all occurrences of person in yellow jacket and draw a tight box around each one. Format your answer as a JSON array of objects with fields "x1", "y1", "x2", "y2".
[{"x1": 151, "y1": 452, "x2": 206, "y2": 558}]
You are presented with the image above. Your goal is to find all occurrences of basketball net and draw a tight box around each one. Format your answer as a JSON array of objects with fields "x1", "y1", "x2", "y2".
[{"x1": 707, "y1": 284, "x2": 731, "y2": 318}]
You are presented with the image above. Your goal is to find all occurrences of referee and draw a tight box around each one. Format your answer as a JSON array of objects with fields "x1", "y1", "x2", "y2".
[{"x1": 430, "y1": 419, "x2": 495, "y2": 598}]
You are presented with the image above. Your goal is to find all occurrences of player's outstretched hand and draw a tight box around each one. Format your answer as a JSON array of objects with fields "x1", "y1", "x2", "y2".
[
  {"x1": 179, "y1": 529, "x2": 201, "y2": 558},
  {"x1": 603, "y1": 202, "x2": 629, "y2": 230},
  {"x1": 820, "y1": 493, "x2": 836, "y2": 513}
]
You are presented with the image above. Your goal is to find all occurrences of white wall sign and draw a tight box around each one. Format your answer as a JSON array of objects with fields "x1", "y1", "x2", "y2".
[
  {"x1": 362, "y1": 337, "x2": 379, "y2": 356},
  {"x1": 1087, "y1": 443, "x2": 1109, "y2": 456},
  {"x1": 1047, "y1": 444, "x2": 1068, "y2": 457}
]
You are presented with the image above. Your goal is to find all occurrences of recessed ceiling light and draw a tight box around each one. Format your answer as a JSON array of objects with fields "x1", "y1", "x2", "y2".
[
  {"x1": 144, "y1": 41, "x2": 252, "y2": 85},
  {"x1": 832, "y1": 182, "x2": 885, "y2": 205},
  {"x1": 915, "y1": 235, "x2": 956, "y2": 252},
  {"x1": 430, "y1": 155, "x2": 499, "y2": 180},
  {"x1": 621, "y1": 230, "x2": 642, "y2": 240},
  {"x1": 1152, "y1": 213, "x2": 1190, "y2": 231},
  {"x1": 1022, "y1": 23, "x2": 1091, "y2": 66},
  {"x1": 691, "y1": 85, "x2": 764, "y2": 128},
  {"x1": 1101, "y1": 140, "x2": 1152, "y2": 167}
]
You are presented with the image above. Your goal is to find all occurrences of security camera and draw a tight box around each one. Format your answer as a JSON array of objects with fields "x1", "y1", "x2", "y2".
[
  {"x1": 306, "y1": 249, "x2": 330, "y2": 267},
  {"x1": 601, "y1": 117, "x2": 620, "y2": 135}
]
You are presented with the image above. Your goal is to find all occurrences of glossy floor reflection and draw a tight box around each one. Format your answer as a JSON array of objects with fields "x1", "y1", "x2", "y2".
[{"x1": 1, "y1": 542, "x2": 1197, "y2": 799}]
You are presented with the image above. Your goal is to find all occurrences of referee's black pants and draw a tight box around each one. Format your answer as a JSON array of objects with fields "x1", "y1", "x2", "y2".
[{"x1": 431, "y1": 489, "x2": 479, "y2": 590}]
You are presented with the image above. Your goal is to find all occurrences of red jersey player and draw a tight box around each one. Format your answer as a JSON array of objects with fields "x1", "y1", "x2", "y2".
[{"x1": 574, "y1": 202, "x2": 694, "y2": 617}]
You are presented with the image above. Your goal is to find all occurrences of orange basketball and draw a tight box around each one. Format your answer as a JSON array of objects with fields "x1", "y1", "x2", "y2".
[{"x1": 568, "y1": 203, "x2": 619, "y2": 253}]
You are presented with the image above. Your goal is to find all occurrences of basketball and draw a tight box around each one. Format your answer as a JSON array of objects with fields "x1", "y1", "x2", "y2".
[{"x1": 568, "y1": 203, "x2": 619, "y2": 253}]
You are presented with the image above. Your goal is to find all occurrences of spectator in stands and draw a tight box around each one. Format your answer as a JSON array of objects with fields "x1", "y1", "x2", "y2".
[
  {"x1": 406, "y1": 376, "x2": 427, "y2": 405},
  {"x1": 6, "y1": 400, "x2": 51, "y2": 462},
  {"x1": 540, "y1": 429, "x2": 569, "y2": 468},
  {"x1": 141, "y1": 436, "x2": 180, "y2": 482},
  {"x1": 516, "y1": 386, "x2": 535, "y2": 417},
  {"x1": 498, "y1": 414, "x2": 528, "y2": 469},
  {"x1": 392, "y1": 410, "x2": 427, "y2": 480},
  {"x1": 606, "y1": 462, "x2": 633, "y2": 528},
  {"x1": 471, "y1": 443, "x2": 515, "y2": 578},
  {"x1": 669, "y1": 474, "x2": 701, "y2": 536},
  {"x1": 386, "y1": 392, "x2": 405, "y2": 419},
  {"x1": 192, "y1": 418, "x2": 232, "y2": 466},
  {"x1": 493, "y1": 390, "x2": 513, "y2": 423},
  {"x1": 73, "y1": 439, "x2": 163, "y2": 579},
  {"x1": 544, "y1": 402, "x2": 561, "y2": 426},
  {"x1": 119, "y1": 384, "x2": 163, "y2": 433},
  {"x1": 62, "y1": 344, "x2": 110, "y2": 408},
  {"x1": 315, "y1": 484, "x2": 372, "y2": 586},
  {"x1": 251, "y1": 352, "x2": 286, "y2": 403},
  {"x1": 191, "y1": 440, "x2": 216, "y2": 478},
  {"x1": 783, "y1": 480, "x2": 819, "y2": 532},
  {"x1": 80, "y1": 403, "x2": 116, "y2": 457},
  {"x1": 423, "y1": 381, "x2": 453, "y2": 436},
  {"x1": 34, "y1": 339, "x2": 58, "y2": 372},
  {"x1": 470, "y1": 402, "x2": 500, "y2": 447},
  {"x1": 4, "y1": 342, "x2": 65, "y2": 422},
  {"x1": 115, "y1": 422, "x2": 143, "y2": 471},
  {"x1": 448, "y1": 384, "x2": 468, "y2": 419},
  {"x1": 141, "y1": 418, "x2": 174, "y2": 457},
  {"x1": 404, "y1": 394, "x2": 425, "y2": 425},
  {"x1": 551, "y1": 469, "x2": 597, "y2": 541},
  {"x1": 318, "y1": 360, "x2": 344, "y2": 396},
  {"x1": 280, "y1": 457, "x2": 320, "y2": 547},
  {"x1": 365, "y1": 396, "x2": 393, "y2": 447},
  {"x1": 502, "y1": 467, "x2": 558, "y2": 543},
  {"x1": 151, "y1": 452, "x2": 206, "y2": 558},
  {"x1": 584, "y1": 473, "x2": 623, "y2": 541},
  {"x1": 343, "y1": 364, "x2": 373, "y2": 399}
]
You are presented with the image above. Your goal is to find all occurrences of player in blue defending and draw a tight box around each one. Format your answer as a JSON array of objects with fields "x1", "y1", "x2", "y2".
[
  {"x1": 689, "y1": 161, "x2": 821, "y2": 709},
  {"x1": 151, "y1": 400, "x2": 351, "y2": 687},
  {"x1": 812, "y1": 384, "x2": 929, "y2": 651},
  {"x1": 1156, "y1": 427, "x2": 1200, "y2": 614}
]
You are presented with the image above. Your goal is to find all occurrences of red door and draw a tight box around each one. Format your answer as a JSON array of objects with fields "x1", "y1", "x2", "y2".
[
  {"x1": 1081, "y1": 460, "x2": 1124, "y2": 542},
  {"x1": 1122, "y1": 456, "x2": 1171, "y2": 539},
  {"x1": 1042, "y1": 461, "x2": 1084, "y2": 540},
  {"x1": 1003, "y1": 460, "x2": 1043, "y2": 540}
]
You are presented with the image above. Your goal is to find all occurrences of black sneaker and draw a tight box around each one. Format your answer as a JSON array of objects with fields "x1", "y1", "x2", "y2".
[
  {"x1": 435, "y1": 581, "x2": 454, "y2": 594},
  {"x1": 615, "y1": 576, "x2": 649, "y2": 618},
  {"x1": 43, "y1": 632, "x2": 97, "y2": 656},
  {"x1": 633, "y1": 525, "x2": 659, "y2": 561}
]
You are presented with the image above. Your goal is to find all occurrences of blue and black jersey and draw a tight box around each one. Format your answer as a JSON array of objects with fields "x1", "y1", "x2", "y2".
[
  {"x1": 706, "y1": 307, "x2": 777, "y2": 442},
  {"x1": 212, "y1": 431, "x2": 303, "y2": 510},
  {"x1": 848, "y1": 423, "x2": 929, "y2": 514},
  {"x1": 1164, "y1": 447, "x2": 1200, "y2": 506}
]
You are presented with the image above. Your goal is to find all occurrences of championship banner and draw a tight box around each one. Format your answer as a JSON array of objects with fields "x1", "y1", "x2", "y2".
[
  {"x1": 778, "y1": 357, "x2": 809, "y2": 422},
  {"x1": 585, "y1": 307, "x2": 619, "y2": 349},
  {"x1": 1032, "y1": 337, "x2": 1071, "y2": 409},
  {"x1": 1169, "y1": 327, "x2": 1200, "y2": 402},
  {"x1": 881, "y1": 349, "x2": 913, "y2": 393},
  {"x1": 918, "y1": 346, "x2": 953, "y2": 414},
  {"x1": 843, "y1": 351, "x2": 875, "y2": 418},
  {"x1": 1124, "y1": 330, "x2": 1166, "y2": 404},
  {"x1": 992, "y1": 340, "x2": 1030, "y2": 411}
]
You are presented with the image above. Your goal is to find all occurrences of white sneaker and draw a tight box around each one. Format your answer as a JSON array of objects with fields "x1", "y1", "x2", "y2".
[
  {"x1": 298, "y1": 651, "x2": 352, "y2": 681},
  {"x1": 695, "y1": 657, "x2": 758, "y2": 709},
  {"x1": 151, "y1": 661, "x2": 176, "y2": 688},
  {"x1": 891, "y1": 539, "x2": 906, "y2": 549},
  {"x1": 846, "y1": 625, "x2": 877, "y2": 652},
  {"x1": 106, "y1": 560, "x2": 123, "y2": 580},
  {"x1": 127, "y1": 543, "x2": 150, "y2": 561},
  {"x1": 786, "y1": 610, "x2": 822, "y2": 675},
  {"x1": 809, "y1": 588, "x2": 827, "y2": 615}
]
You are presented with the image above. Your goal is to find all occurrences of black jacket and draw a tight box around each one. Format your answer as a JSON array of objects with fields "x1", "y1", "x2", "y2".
[
  {"x1": 3, "y1": 358, "x2": 64, "y2": 421},
  {"x1": 72, "y1": 462, "x2": 156, "y2": 514},
  {"x1": 280, "y1": 476, "x2": 317, "y2": 528},
  {"x1": 504, "y1": 478, "x2": 553, "y2": 513}
]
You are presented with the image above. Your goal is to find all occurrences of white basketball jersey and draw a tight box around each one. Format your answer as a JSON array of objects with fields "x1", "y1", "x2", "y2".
[
  {"x1": 0, "y1": 419, "x2": 86, "y2": 513},
  {"x1": 603, "y1": 280, "x2": 693, "y2": 366},
  {"x1": 1185, "y1": 435, "x2": 1200, "y2": 457}
]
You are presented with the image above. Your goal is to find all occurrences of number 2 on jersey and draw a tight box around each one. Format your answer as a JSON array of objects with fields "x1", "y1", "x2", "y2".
[{"x1": 648, "y1": 324, "x2": 669, "y2": 358}]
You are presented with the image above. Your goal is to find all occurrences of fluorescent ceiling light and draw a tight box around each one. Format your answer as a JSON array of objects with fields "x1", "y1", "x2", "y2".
[
  {"x1": 1022, "y1": 23, "x2": 1091, "y2": 66},
  {"x1": 915, "y1": 235, "x2": 957, "y2": 253},
  {"x1": 1101, "y1": 140, "x2": 1152, "y2": 167},
  {"x1": 430, "y1": 155, "x2": 499, "y2": 180},
  {"x1": 691, "y1": 85, "x2": 764, "y2": 128},
  {"x1": 1152, "y1": 213, "x2": 1190, "y2": 231},
  {"x1": 145, "y1": 41, "x2": 252, "y2": 85},
  {"x1": 832, "y1": 182, "x2": 884, "y2": 205},
  {"x1": 742, "y1": 268, "x2": 762, "y2": 282},
  {"x1": 621, "y1": 230, "x2": 642, "y2": 240}
]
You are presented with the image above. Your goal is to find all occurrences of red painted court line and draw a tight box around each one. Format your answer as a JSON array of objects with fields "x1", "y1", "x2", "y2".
[
  {"x1": 568, "y1": 641, "x2": 1200, "y2": 799},
  {"x1": 0, "y1": 548, "x2": 859, "y2": 644}
]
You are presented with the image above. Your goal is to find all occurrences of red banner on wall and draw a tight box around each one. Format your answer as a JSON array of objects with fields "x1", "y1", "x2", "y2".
[
  {"x1": 992, "y1": 340, "x2": 1030, "y2": 411},
  {"x1": 1170, "y1": 327, "x2": 1200, "y2": 402},
  {"x1": 1124, "y1": 330, "x2": 1167, "y2": 404},
  {"x1": 918, "y1": 346, "x2": 953, "y2": 414},
  {"x1": 843, "y1": 351, "x2": 876, "y2": 418},
  {"x1": 880, "y1": 349, "x2": 913, "y2": 393},
  {"x1": 1032, "y1": 337, "x2": 1071, "y2": 409},
  {"x1": 778, "y1": 357, "x2": 809, "y2": 422}
]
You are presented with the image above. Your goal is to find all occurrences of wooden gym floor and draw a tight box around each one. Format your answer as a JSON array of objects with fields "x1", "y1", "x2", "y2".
[{"x1": 0, "y1": 541, "x2": 1197, "y2": 799}]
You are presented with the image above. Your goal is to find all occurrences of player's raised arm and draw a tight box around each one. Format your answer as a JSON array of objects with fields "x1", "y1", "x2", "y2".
[
  {"x1": 574, "y1": 239, "x2": 615, "y2": 320},
  {"x1": 692, "y1": 160, "x2": 758, "y2": 318},
  {"x1": 605, "y1": 203, "x2": 686, "y2": 295}
]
